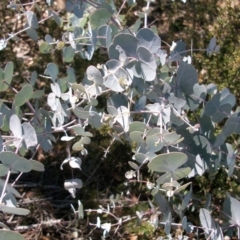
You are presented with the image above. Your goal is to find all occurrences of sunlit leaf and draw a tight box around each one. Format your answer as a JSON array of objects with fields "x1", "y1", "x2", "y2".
[
  {"x1": 148, "y1": 152, "x2": 188, "y2": 172},
  {"x1": 86, "y1": 66, "x2": 103, "y2": 85},
  {"x1": 223, "y1": 196, "x2": 240, "y2": 225},
  {"x1": 0, "y1": 206, "x2": 29, "y2": 215},
  {"x1": 22, "y1": 122, "x2": 38, "y2": 148},
  {"x1": 64, "y1": 178, "x2": 82, "y2": 198},
  {"x1": 9, "y1": 114, "x2": 22, "y2": 148}
]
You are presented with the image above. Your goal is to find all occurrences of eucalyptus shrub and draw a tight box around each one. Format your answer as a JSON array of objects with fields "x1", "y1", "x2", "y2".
[{"x1": 0, "y1": 0, "x2": 240, "y2": 239}]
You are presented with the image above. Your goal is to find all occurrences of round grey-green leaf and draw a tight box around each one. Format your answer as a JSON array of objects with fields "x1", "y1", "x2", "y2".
[
  {"x1": 44, "y1": 63, "x2": 59, "y2": 82},
  {"x1": 86, "y1": 66, "x2": 103, "y2": 85},
  {"x1": 29, "y1": 160, "x2": 45, "y2": 172},
  {"x1": 98, "y1": 25, "x2": 112, "y2": 48},
  {"x1": 89, "y1": 8, "x2": 112, "y2": 29},
  {"x1": 26, "y1": 26, "x2": 38, "y2": 41},
  {"x1": 0, "y1": 152, "x2": 32, "y2": 173},
  {"x1": 26, "y1": 11, "x2": 39, "y2": 29},
  {"x1": 14, "y1": 84, "x2": 33, "y2": 107},
  {"x1": 63, "y1": 46, "x2": 75, "y2": 62},
  {"x1": 0, "y1": 62, "x2": 13, "y2": 92},
  {"x1": 22, "y1": 122, "x2": 38, "y2": 148},
  {"x1": 0, "y1": 206, "x2": 30, "y2": 216},
  {"x1": 0, "y1": 230, "x2": 24, "y2": 240},
  {"x1": 148, "y1": 152, "x2": 188, "y2": 172}
]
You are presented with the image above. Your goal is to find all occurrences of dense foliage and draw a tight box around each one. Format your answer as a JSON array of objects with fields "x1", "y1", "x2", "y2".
[{"x1": 0, "y1": 0, "x2": 240, "y2": 239}]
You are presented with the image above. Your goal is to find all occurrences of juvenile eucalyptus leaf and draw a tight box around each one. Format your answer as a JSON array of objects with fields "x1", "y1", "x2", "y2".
[
  {"x1": 0, "y1": 230, "x2": 24, "y2": 240},
  {"x1": 108, "y1": 33, "x2": 138, "y2": 60},
  {"x1": 129, "y1": 121, "x2": 146, "y2": 133},
  {"x1": 67, "y1": 67, "x2": 76, "y2": 83},
  {"x1": 0, "y1": 152, "x2": 32, "y2": 173},
  {"x1": 88, "y1": 98, "x2": 98, "y2": 106},
  {"x1": 199, "y1": 208, "x2": 216, "y2": 237},
  {"x1": 71, "y1": 126, "x2": 84, "y2": 135},
  {"x1": 86, "y1": 66, "x2": 103, "y2": 85},
  {"x1": 26, "y1": 11, "x2": 39, "y2": 29},
  {"x1": 88, "y1": 112, "x2": 102, "y2": 128},
  {"x1": 220, "y1": 89, "x2": 236, "y2": 108},
  {"x1": 61, "y1": 157, "x2": 82, "y2": 170},
  {"x1": 73, "y1": 107, "x2": 89, "y2": 120},
  {"x1": 61, "y1": 136, "x2": 75, "y2": 141},
  {"x1": 44, "y1": 63, "x2": 59, "y2": 82},
  {"x1": 0, "y1": 39, "x2": 7, "y2": 51},
  {"x1": 130, "y1": 131, "x2": 144, "y2": 144},
  {"x1": 9, "y1": 114, "x2": 22, "y2": 148},
  {"x1": 30, "y1": 71, "x2": 37, "y2": 86},
  {"x1": 89, "y1": 8, "x2": 112, "y2": 29},
  {"x1": 3, "y1": 192, "x2": 17, "y2": 207},
  {"x1": 0, "y1": 62, "x2": 13, "y2": 92},
  {"x1": 0, "y1": 179, "x2": 21, "y2": 198},
  {"x1": 164, "y1": 211, "x2": 172, "y2": 235},
  {"x1": 182, "y1": 216, "x2": 187, "y2": 231},
  {"x1": 22, "y1": 122, "x2": 38, "y2": 148},
  {"x1": 80, "y1": 136, "x2": 91, "y2": 145},
  {"x1": 28, "y1": 160, "x2": 45, "y2": 172},
  {"x1": 39, "y1": 41, "x2": 51, "y2": 53},
  {"x1": 146, "y1": 133, "x2": 164, "y2": 153},
  {"x1": 116, "y1": 106, "x2": 130, "y2": 132},
  {"x1": 128, "y1": 161, "x2": 138, "y2": 170},
  {"x1": 104, "y1": 71, "x2": 126, "y2": 92},
  {"x1": 107, "y1": 93, "x2": 128, "y2": 108},
  {"x1": 38, "y1": 135, "x2": 52, "y2": 152},
  {"x1": 98, "y1": 25, "x2": 112, "y2": 48},
  {"x1": 136, "y1": 46, "x2": 157, "y2": 81},
  {"x1": 133, "y1": 153, "x2": 147, "y2": 164},
  {"x1": 51, "y1": 83, "x2": 61, "y2": 98},
  {"x1": 45, "y1": 34, "x2": 52, "y2": 43},
  {"x1": 0, "y1": 164, "x2": 8, "y2": 176},
  {"x1": 223, "y1": 196, "x2": 240, "y2": 225},
  {"x1": 78, "y1": 200, "x2": 84, "y2": 219},
  {"x1": 156, "y1": 168, "x2": 191, "y2": 184},
  {"x1": 72, "y1": 141, "x2": 84, "y2": 151},
  {"x1": 31, "y1": 90, "x2": 44, "y2": 99},
  {"x1": 52, "y1": 11, "x2": 61, "y2": 26},
  {"x1": 64, "y1": 178, "x2": 82, "y2": 198},
  {"x1": 148, "y1": 152, "x2": 188, "y2": 172},
  {"x1": 69, "y1": 157, "x2": 82, "y2": 170},
  {"x1": 0, "y1": 68, "x2": 4, "y2": 81},
  {"x1": 14, "y1": 84, "x2": 33, "y2": 107},
  {"x1": 26, "y1": 26, "x2": 38, "y2": 41},
  {"x1": 207, "y1": 37, "x2": 217, "y2": 55},
  {"x1": 47, "y1": 92, "x2": 57, "y2": 111},
  {"x1": 185, "y1": 84, "x2": 207, "y2": 111},
  {"x1": 136, "y1": 28, "x2": 161, "y2": 54},
  {"x1": 153, "y1": 191, "x2": 170, "y2": 216},
  {"x1": 134, "y1": 96, "x2": 146, "y2": 111},
  {"x1": 63, "y1": 46, "x2": 75, "y2": 62},
  {"x1": 222, "y1": 112, "x2": 240, "y2": 137},
  {"x1": 0, "y1": 206, "x2": 30, "y2": 216},
  {"x1": 177, "y1": 61, "x2": 198, "y2": 95}
]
